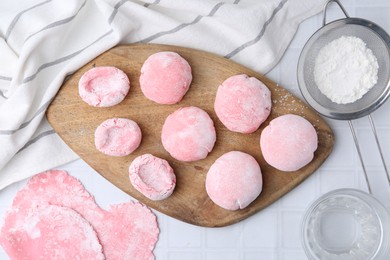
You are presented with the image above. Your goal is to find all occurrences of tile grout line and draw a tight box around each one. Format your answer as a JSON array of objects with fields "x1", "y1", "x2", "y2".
[{"x1": 277, "y1": 192, "x2": 283, "y2": 259}]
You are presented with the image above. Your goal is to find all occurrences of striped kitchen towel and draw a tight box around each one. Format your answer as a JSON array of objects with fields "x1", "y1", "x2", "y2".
[{"x1": 0, "y1": 0, "x2": 327, "y2": 189}]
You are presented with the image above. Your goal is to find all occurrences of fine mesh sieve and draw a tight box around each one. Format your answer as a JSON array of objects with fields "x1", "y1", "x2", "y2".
[
  {"x1": 297, "y1": 8, "x2": 390, "y2": 120},
  {"x1": 297, "y1": 0, "x2": 390, "y2": 194}
]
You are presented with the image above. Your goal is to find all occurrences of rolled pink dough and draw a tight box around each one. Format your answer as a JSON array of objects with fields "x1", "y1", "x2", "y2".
[
  {"x1": 95, "y1": 117, "x2": 142, "y2": 157},
  {"x1": 205, "y1": 151, "x2": 263, "y2": 211},
  {"x1": 79, "y1": 66, "x2": 130, "y2": 107},
  {"x1": 0, "y1": 170, "x2": 159, "y2": 260},
  {"x1": 140, "y1": 51, "x2": 192, "y2": 104},
  {"x1": 214, "y1": 74, "x2": 271, "y2": 134},
  {"x1": 129, "y1": 154, "x2": 176, "y2": 201},
  {"x1": 0, "y1": 205, "x2": 104, "y2": 260},
  {"x1": 260, "y1": 114, "x2": 318, "y2": 172},
  {"x1": 161, "y1": 106, "x2": 216, "y2": 162}
]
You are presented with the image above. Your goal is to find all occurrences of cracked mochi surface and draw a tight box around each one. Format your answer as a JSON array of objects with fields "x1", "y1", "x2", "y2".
[
  {"x1": 95, "y1": 117, "x2": 142, "y2": 157},
  {"x1": 140, "y1": 51, "x2": 192, "y2": 104},
  {"x1": 129, "y1": 154, "x2": 176, "y2": 201},
  {"x1": 0, "y1": 170, "x2": 159, "y2": 260},
  {"x1": 161, "y1": 106, "x2": 216, "y2": 162},
  {"x1": 260, "y1": 114, "x2": 318, "y2": 172},
  {"x1": 79, "y1": 66, "x2": 130, "y2": 107},
  {"x1": 205, "y1": 151, "x2": 263, "y2": 211},
  {"x1": 214, "y1": 74, "x2": 271, "y2": 134}
]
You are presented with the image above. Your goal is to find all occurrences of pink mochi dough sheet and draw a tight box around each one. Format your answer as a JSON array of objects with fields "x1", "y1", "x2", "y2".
[
  {"x1": 0, "y1": 204, "x2": 104, "y2": 260},
  {"x1": 0, "y1": 170, "x2": 159, "y2": 260}
]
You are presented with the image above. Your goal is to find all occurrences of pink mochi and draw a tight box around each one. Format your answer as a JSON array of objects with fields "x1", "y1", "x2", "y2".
[
  {"x1": 260, "y1": 114, "x2": 318, "y2": 172},
  {"x1": 129, "y1": 154, "x2": 176, "y2": 201},
  {"x1": 140, "y1": 51, "x2": 192, "y2": 104},
  {"x1": 161, "y1": 106, "x2": 216, "y2": 162},
  {"x1": 214, "y1": 74, "x2": 271, "y2": 134},
  {"x1": 206, "y1": 151, "x2": 263, "y2": 211},
  {"x1": 94, "y1": 118, "x2": 142, "y2": 157},
  {"x1": 79, "y1": 66, "x2": 130, "y2": 107}
]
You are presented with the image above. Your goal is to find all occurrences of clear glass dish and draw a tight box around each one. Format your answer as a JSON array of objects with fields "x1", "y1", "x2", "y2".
[{"x1": 301, "y1": 188, "x2": 390, "y2": 260}]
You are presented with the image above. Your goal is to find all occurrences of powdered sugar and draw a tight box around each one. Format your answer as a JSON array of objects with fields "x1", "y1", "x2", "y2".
[{"x1": 314, "y1": 36, "x2": 378, "y2": 104}]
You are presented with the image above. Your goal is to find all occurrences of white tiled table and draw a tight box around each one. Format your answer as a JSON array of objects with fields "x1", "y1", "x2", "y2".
[{"x1": 1, "y1": 1, "x2": 390, "y2": 259}]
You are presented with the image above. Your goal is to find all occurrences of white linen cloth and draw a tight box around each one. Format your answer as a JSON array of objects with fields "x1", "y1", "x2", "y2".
[{"x1": 0, "y1": 0, "x2": 327, "y2": 190}]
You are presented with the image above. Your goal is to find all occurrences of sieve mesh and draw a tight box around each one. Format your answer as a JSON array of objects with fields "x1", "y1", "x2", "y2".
[{"x1": 297, "y1": 18, "x2": 390, "y2": 120}]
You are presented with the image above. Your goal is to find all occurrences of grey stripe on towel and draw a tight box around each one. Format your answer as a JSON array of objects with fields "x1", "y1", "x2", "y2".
[
  {"x1": 108, "y1": 0, "x2": 129, "y2": 24},
  {"x1": 108, "y1": 0, "x2": 161, "y2": 24},
  {"x1": 0, "y1": 98, "x2": 53, "y2": 135},
  {"x1": 5, "y1": 0, "x2": 52, "y2": 40},
  {"x1": 22, "y1": 29, "x2": 113, "y2": 84},
  {"x1": 17, "y1": 129, "x2": 56, "y2": 154},
  {"x1": 224, "y1": 0, "x2": 288, "y2": 59},
  {"x1": 0, "y1": 89, "x2": 7, "y2": 99},
  {"x1": 137, "y1": 0, "x2": 240, "y2": 44},
  {"x1": 0, "y1": 76, "x2": 12, "y2": 82},
  {"x1": 24, "y1": 0, "x2": 87, "y2": 43},
  {"x1": 144, "y1": 0, "x2": 161, "y2": 8}
]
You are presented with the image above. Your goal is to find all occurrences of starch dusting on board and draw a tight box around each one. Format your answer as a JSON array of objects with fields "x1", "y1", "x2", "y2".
[{"x1": 314, "y1": 36, "x2": 378, "y2": 104}]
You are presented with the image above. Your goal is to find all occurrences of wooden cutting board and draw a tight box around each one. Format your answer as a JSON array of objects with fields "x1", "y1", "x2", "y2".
[{"x1": 46, "y1": 44, "x2": 334, "y2": 227}]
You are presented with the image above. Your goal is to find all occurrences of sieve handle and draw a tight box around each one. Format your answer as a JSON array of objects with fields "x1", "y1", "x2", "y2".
[
  {"x1": 368, "y1": 115, "x2": 390, "y2": 184},
  {"x1": 349, "y1": 116, "x2": 390, "y2": 194},
  {"x1": 348, "y1": 120, "x2": 372, "y2": 194},
  {"x1": 322, "y1": 0, "x2": 350, "y2": 26}
]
